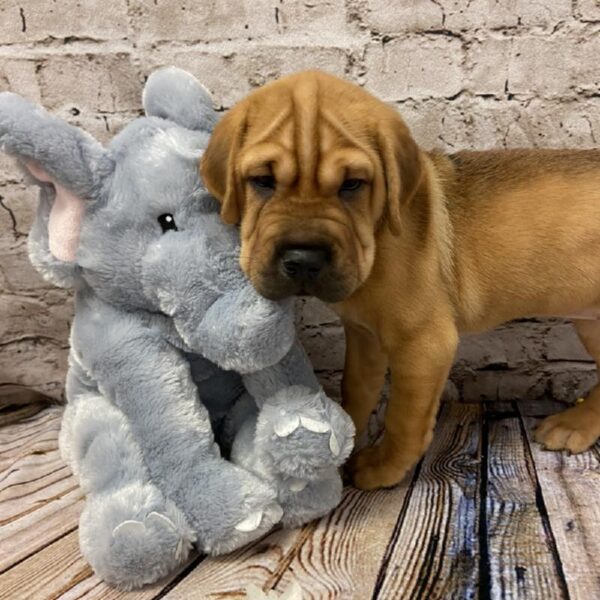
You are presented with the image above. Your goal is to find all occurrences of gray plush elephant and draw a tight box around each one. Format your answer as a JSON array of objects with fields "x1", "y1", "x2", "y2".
[{"x1": 0, "y1": 67, "x2": 354, "y2": 589}]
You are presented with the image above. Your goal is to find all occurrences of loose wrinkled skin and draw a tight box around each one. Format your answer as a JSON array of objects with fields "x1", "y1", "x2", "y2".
[
  {"x1": 0, "y1": 67, "x2": 354, "y2": 589},
  {"x1": 201, "y1": 69, "x2": 600, "y2": 492}
]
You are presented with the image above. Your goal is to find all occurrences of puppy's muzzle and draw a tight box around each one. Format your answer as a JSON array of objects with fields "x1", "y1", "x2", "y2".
[{"x1": 279, "y1": 245, "x2": 331, "y2": 284}]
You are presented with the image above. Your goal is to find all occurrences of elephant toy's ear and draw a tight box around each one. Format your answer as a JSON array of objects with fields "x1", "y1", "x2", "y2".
[
  {"x1": 25, "y1": 161, "x2": 86, "y2": 263},
  {"x1": 143, "y1": 67, "x2": 218, "y2": 132},
  {"x1": 0, "y1": 92, "x2": 112, "y2": 287}
]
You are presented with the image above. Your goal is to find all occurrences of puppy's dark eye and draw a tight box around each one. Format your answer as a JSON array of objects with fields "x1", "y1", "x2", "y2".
[
  {"x1": 339, "y1": 178, "x2": 364, "y2": 194},
  {"x1": 158, "y1": 213, "x2": 178, "y2": 233},
  {"x1": 249, "y1": 175, "x2": 276, "y2": 191}
]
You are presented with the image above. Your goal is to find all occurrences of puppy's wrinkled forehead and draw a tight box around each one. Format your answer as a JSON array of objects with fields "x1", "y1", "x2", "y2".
[{"x1": 240, "y1": 72, "x2": 377, "y2": 191}]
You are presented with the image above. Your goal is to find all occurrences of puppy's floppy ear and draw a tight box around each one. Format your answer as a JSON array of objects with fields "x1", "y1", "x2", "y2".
[
  {"x1": 377, "y1": 111, "x2": 423, "y2": 236},
  {"x1": 200, "y1": 104, "x2": 247, "y2": 225}
]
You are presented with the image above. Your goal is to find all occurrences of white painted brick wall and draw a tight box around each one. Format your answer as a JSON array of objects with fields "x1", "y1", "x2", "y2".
[{"x1": 1, "y1": 0, "x2": 599, "y2": 403}]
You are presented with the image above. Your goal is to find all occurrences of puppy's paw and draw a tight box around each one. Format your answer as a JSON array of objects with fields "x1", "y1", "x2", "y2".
[
  {"x1": 347, "y1": 442, "x2": 415, "y2": 491},
  {"x1": 535, "y1": 405, "x2": 600, "y2": 453}
]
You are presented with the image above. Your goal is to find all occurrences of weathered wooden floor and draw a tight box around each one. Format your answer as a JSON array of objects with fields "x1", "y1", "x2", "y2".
[{"x1": 1, "y1": 400, "x2": 599, "y2": 600}]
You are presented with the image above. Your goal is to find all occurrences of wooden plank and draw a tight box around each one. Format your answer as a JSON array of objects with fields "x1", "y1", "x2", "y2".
[
  {"x1": 0, "y1": 528, "x2": 194, "y2": 600},
  {"x1": 484, "y1": 407, "x2": 568, "y2": 599},
  {"x1": 0, "y1": 407, "x2": 63, "y2": 470},
  {"x1": 0, "y1": 530, "x2": 91, "y2": 600},
  {"x1": 370, "y1": 403, "x2": 481, "y2": 600},
  {"x1": 165, "y1": 450, "x2": 417, "y2": 598},
  {"x1": 0, "y1": 488, "x2": 83, "y2": 573},
  {"x1": 163, "y1": 527, "x2": 309, "y2": 600},
  {"x1": 269, "y1": 485, "x2": 413, "y2": 600},
  {"x1": 524, "y1": 415, "x2": 600, "y2": 599},
  {"x1": 0, "y1": 406, "x2": 83, "y2": 572}
]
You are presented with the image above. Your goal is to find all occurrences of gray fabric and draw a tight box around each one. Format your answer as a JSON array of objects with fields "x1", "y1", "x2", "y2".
[{"x1": 0, "y1": 66, "x2": 354, "y2": 590}]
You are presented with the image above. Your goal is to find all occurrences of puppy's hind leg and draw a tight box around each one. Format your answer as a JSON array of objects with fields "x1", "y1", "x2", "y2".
[{"x1": 536, "y1": 318, "x2": 600, "y2": 453}]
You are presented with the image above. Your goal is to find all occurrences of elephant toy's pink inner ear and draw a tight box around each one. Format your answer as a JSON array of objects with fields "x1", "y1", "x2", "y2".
[{"x1": 26, "y1": 162, "x2": 86, "y2": 263}]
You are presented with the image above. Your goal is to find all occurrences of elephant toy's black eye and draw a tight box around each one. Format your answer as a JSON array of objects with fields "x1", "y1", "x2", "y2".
[{"x1": 158, "y1": 213, "x2": 178, "y2": 233}]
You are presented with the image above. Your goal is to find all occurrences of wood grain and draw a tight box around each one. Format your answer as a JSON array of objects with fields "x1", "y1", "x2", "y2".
[
  {"x1": 372, "y1": 403, "x2": 481, "y2": 600},
  {"x1": 0, "y1": 406, "x2": 62, "y2": 470},
  {"x1": 163, "y1": 526, "x2": 308, "y2": 599},
  {"x1": 0, "y1": 407, "x2": 83, "y2": 572},
  {"x1": 0, "y1": 530, "x2": 91, "y2": 600},
  {"x1": 484, "y1": 406, "x2": 568, "y2": 600},
  {"x1": 524, "y1": 415, "x2": 600, "y2": 600},
  {"x1": 0, "y1": 528, "x2": 195, "y2": 600},
  {"x1": 270, "y1": 483, "x2": 414, "y2": 600},
  {"x1": 3, "y1": 403, "x2": 600, "y2": 599},
  {"x1": 164, "y1": 448, "x2": 415, "y2": 598}
]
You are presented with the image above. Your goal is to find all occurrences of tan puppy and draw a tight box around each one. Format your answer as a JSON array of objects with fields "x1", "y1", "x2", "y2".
[{"x1": 201, "y1": 70, "x2": 600, "y2": 490}]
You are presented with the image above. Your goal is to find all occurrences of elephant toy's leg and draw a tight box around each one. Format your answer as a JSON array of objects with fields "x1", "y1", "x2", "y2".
[
  {"x1": 228, "y1": 388, "x2": 354, "y2": 528},
  {"x1": 60, "y1": 393, "x2": 195, "y2": 589},
  {"x1": 253, "y1": 386, "x2": 355, "y2": 480},
  {"x1": 275, "y1": 469, "x2": 343, "y2": 528}
]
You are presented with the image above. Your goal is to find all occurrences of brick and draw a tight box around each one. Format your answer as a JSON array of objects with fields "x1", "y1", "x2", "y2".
[
  {"x1": 466, "y1": 37, "x2": 511, "y2": 97},
  {"x1": 276, "y1": 0, "x2": 351, "y2": 38},
  {"x1": 0, "y1": 56, "x2": 42, "y2": 103},
  {"x1": 0, "y1": 236, "x2": 49, "y2": 291},
  {"x1": 130, "y1": 0, "x2": 352, "y2": 43},
  {"x1": 576, "y1": 0, "x2": 600, "y2": 22},
  {"x1": 401, "y1": 94, "x2": 600, "y2": 154},
  {"x1": 71, "y1": 113, "x2": 138, "y2": 146},
  {"x1": 129, "y1": 0, "x2": 274, "y2": 43},
  {"x1": 512, "y1": 98, "x2": 600, "y2": 149},
  {"x1": 456, "y1": 331, "x2": 509, "y2": 370},
  {"x1": 297, "y1": 297, "x2": 340, "y2": 328},
  {"x1": 0, "y1": 338, "x2": 68, "y2": 395},
  {"x1": 544, "y1": 323, "x2": 591, "y2": 362},
  {"x1": 298, "y1": 326, "x2": 345, "y2": 371},
  {"x1": 399, "y1": 97, "x2": 506, "y2": 151},
  {"x1": 548, "y1": 364, "x2": 597, "y2": 402},
  {"x1": 364, "y1": 37, "x2": 464, "y2": 101},
  {"x1": 445, "y1": 0, "x2": 572, "y2": 30},
  {"x1": 0, "y1": 182, "x2": 37, "y2": 236},
  {"x1": 0, "y1": 0, "x2": 129, "y2": 43},
  {"x1": 497, "y1": 371, "x2": 547, "y2": 401},
  {"x1": 508, "y1": 36, "x2": 600, "y2": 97},
  {"x1": 0, "y1": 152, "x2": 23, "y2": 185},
  {"x1": 461, "y1": 370, "x2": 500, "y2": 402},
  {"x1": 365, "y1": 0, "x2": 444, "y2": 33},
  {"x1": 316, "y1": 370, "x2": 343, "y2": 403},
  {"x1": 148, "y1": 46, "x2": 348, "y2": 108},
  {"x1": 0, "y1": 294, "x2": 71, "y2": 344},
  {"x1": 38, "y1": 53, "x2": 142, "y2": 113}
]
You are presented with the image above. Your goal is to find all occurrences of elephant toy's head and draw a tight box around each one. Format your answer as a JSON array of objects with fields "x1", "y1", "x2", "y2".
[{"x1": 0, "y1": 67, "x2": 295, "y2": 372}]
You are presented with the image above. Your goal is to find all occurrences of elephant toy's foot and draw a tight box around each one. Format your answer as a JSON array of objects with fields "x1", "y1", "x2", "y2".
[
  {"x1": 189, "y1": 460, "x2": 284, "y2": 556},
  {"x1": 256, "y1": 387, "x2": 355, "y2": 480},
  {"x1": 79, "y1": 483, "x2": 195, "y2": 590},
  {"x1": 277, "y1": 469, "x2": 344, "y2": 528}
]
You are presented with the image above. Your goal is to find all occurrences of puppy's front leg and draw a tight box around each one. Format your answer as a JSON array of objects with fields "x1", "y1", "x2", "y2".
[
  {"x1": 349, "y1": 319, "x2": 458, "y2": 490},
  {"x1": 341, "y1": 321, "x2": 389, "y2": 438}
]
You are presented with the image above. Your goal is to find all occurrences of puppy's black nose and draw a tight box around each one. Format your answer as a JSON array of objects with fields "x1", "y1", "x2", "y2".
[{"x1": 280, "y1": 246, "x2": 330, "y2": 282}]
